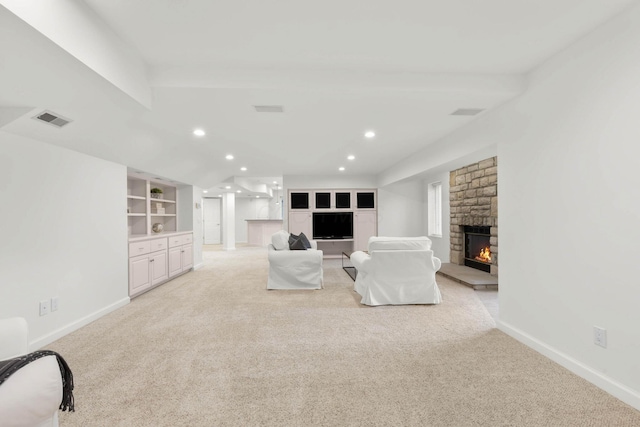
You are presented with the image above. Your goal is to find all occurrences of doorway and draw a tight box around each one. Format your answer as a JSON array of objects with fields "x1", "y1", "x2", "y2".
[{"x1": 203, "y1": 198, "x2": 221, "y2": 244}]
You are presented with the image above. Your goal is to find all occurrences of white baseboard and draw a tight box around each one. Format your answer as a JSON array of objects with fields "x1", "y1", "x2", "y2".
[
  {"x1": 193, "y1": 262, "x2": 204, "y2": 270},
  {"x1": 29, "y1": 297, "x2": 130, "y2": 351},
  {"x1": 498, "y1": 320, "x2": 640, "y2": 411}
]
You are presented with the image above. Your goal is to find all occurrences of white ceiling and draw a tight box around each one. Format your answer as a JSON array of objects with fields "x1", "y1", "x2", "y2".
[{"x1": 0, "y1": 0, "x2": 637, "y2": 194}]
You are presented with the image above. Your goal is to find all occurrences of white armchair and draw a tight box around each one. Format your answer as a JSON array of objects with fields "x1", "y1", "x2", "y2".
[
  {"x1": 351, "y1": 236, "x2": 442, "y2": 306},
  {"x1": 0, "y1": 318, "x2": 62, "y2": 427},
  {"x1": 267, "y1": 230, "x2": 323, "y2": 289}
]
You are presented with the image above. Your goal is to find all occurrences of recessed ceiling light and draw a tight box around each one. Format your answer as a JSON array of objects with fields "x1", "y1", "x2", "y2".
[
  {"x1": 237, "y1": 190, "x2": 242, "y2": 193},
  {"x1": 193, "y1": 129, "x2": 205, "y2": 137},
  {"x1": 203, "y1": 190, "x2": 208, "y2": 193},
  {"x1": 256, "y1": 196, "x2": 260, "y2": 198},
  {"x1": 240, "y1": 167, "x2": 247, "y2": 171},
  {"x1": 273, "y1": 181, "x2": 277, "y2": 184},
  {"x1": 226, "y1": 154, "x2": 234, "y2": 160},
  {"x1": 339, "y1": 167, "x2": 345, "y2": 171},
  {"x1": 347, "y1": 155, "x2": 355, "y2": 160},
  {"x1": 364, "y1": 131, "x2": 375, "y2": 138},
  {"x1": 225, "y1": 186, "x2": 231, "y2": 189},
  {"x1": 218, "y1": 194, "x2": 222, "y2": 197}
]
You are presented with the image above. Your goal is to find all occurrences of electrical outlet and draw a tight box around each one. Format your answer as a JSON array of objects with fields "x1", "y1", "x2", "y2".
[
  {"x1": 51, "y1": 297, "x2": 59, "y2": 312},
  {"x1": 39, "y1": 300, "x2": 50, "y2": 316},
  {"x1": 594, "y1": 326, "x2": 607, "y2": 348}
]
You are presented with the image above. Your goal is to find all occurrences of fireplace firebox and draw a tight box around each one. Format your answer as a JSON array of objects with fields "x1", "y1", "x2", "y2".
[{"x1": 464, "y1": 226, "x2": 492, "y2": 273}]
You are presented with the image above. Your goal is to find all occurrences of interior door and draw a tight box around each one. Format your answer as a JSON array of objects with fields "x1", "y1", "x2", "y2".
[{"x1": 203, "y1": 198, "x2": 221, "y2": 244}]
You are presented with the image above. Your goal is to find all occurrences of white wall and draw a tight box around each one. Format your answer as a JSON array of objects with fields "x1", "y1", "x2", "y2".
[
  {"x1": 0, "y1": 132, "x2": 129, "y2": 348},
  {"x1": 377, "y1": 180, "x2": 424, "y2": 238},
  {"x1": 284, "y1": 174, "x2": 377, "y2": 190},
  {"x1": 388, "y1": 5, "x2": 640, "y2": 408},
  {"x1": 422, "y1": 171, "x2": 451, "y2": 262},
  {"x1": 234, "y1": 197, "x2": 270, "y2": 243}
]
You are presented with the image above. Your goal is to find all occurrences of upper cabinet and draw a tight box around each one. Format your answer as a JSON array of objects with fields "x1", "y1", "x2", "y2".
[
  {"x1": 289, "y1": 192, "x2": 310, "y2": 210},
  {"x1": 335, "y1": 192, "x2": 352, "y2": 209},
  {"x1": 314, "y1": 191, "x2": 331, "y2": 209},
  {"x1": 127, "y1": 175, "x2": 179, "y2": 236},
  {"x1": 356, "y1": 191, "x2": 376, "y2": 210}
]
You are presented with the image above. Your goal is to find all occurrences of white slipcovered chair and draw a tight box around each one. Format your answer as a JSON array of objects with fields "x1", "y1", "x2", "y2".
[
  {"x1": 267, "y1": 230, "x2": 323, "y2": 289},
  {"x1": 350, "y1": 236, "x2": 442, "y2": 306},
  {"x1": 0, "y1": 318, "x2": 62, "y2": 427}
]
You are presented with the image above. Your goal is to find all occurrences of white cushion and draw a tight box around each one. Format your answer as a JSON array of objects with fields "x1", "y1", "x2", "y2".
[
  {"x1": 368, "y1": 236, "x2": 432, "y2": 251},
  {"x1": 0, "y1": 356, "x2": 63, "y2": 427},
  {"x1": 271, "y1": 230, "x2": 290, "y2": 251}
]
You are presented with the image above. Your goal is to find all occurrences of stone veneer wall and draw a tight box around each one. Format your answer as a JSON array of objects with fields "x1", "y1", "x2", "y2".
[{"x1": 449, "y1": 157, "x2": 498, "y2": 275}]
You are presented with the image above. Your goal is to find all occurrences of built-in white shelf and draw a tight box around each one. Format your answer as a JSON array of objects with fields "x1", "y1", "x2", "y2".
[
  {"x1": 150, "y1": 214, "x2": 177, "y2": 217},
  {"x1": 127, "y1": 195, "x2": 146, "y2": 200},
  {"x1": 150, "y1": 199, "x2": 176, "y2": 204},
  {"x1": 128, "y1": 213, "x2": 146, "y2": 217}
]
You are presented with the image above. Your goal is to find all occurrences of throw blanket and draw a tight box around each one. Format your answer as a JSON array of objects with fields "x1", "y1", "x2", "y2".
[{"x1": 0, "y1": 350, "x2": 74, "y2": 412}]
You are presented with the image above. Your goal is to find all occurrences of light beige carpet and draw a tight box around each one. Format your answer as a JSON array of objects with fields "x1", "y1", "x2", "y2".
[{"x1": 48, "y1": 247, "x2": 640, "y2": 426}]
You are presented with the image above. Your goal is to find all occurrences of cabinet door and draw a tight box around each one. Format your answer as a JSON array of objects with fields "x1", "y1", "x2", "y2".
[
  {"x1": 356, "y1": 191, "x2": 376, "y2": 209},
  {"x1": 314, "y1": 191, "x2": 332, "y2": 209},
  {"x1": 335, "y1": 191, "x2": 352, "y2": 209},
  {"x1": 288, "y1": 212, "x2": 312, "y2": 238},
  {"x1": 181, "y1": 244, "x2": 193, "y2": 271},
  {"x1": 168, "y1": 246, "x2": 183, "y2": 277},
  {"x1": 289, "y1": 192, "x2": 310, "y2": 210},
  {"x1": 129, "y1": 254, "x2": 151, "y2": 295},
  {"x1": 354, "y1": 211, "x2": 377, "y2": 252},
  {"x1": 150, "y1": 250, "x2": 168, "y2": 286}
]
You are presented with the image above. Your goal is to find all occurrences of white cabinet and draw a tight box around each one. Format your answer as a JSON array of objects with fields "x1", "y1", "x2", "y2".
[
  {"x1": 354, "y1": 211, "x2": 377, "y2": 252},
  {"x1": 128, "y1": 232, "x2": 192, "y2": 297},
  {"x1": 168, "y1": 247, "x2": 183, "y2": 277},
  {"x1": 288, "y1": 211, "x2": 313, "y2": 237},
  {"x1": 150, "y1": 250, "x2": 168, "y2": 286},
  {"x1": 287, "y1": 189, "x2": 377, "y2": 257},
  {"x1": 129, "y1": 248, "x2": 168, "y2": 297},
  {"x1": 129, "y1": 254, "x2": 151, "y2": 295},
  {"x1": 168, "y1": 233, "x2": 193, "y2": 278}
]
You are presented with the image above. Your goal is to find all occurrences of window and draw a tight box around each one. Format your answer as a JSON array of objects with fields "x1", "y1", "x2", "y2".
[{"x1": 428, "y1": 181, "x2": 442, "y2": 237}]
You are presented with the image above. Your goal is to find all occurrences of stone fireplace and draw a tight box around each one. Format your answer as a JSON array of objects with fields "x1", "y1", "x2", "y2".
[{"x1": 449, "y1": 157, "x2": 498, "y2": 275}]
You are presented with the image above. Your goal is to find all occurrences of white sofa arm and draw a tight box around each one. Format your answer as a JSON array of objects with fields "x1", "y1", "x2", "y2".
[
  {"x1": 432, "y1": 256, "x2": 442, "y2": 272},
  {"x1": 350, "y1": 251, "x2": 371, "y2": 274},
  {"x1": 310, "y1": 240, "x2": 318, "y2": 250}
]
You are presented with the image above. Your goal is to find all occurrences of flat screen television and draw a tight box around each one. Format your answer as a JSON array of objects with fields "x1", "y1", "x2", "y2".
[{"x1": 313, "y1": 212, "x2": 353, "y2": 240}]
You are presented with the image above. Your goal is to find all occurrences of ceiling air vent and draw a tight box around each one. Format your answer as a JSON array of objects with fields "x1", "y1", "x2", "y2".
[
  {"x1": 32, "y1": 110, "x2": 72, "y2": 128},
  {"x1": 253, "y1": 105, "x2": 284, "y2": 113},
  {"x1": 450, "y1": 108, "x2": 484, "y2": 116}
]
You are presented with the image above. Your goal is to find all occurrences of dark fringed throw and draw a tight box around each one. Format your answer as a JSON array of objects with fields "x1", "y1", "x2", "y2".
[{"x1": 0, "y1": 350, "x2": 75, "y2": 412}]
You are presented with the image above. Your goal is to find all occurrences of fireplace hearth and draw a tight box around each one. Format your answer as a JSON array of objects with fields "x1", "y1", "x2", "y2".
[{"x1": 464, "y1": 226, "x2": 491, "y2": 273}]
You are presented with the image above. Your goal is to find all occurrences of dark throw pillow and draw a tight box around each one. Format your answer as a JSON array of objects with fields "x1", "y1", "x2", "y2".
[
  {"x1": 298, "y1": 232, "x2": 312, "y2": 249},
  {"x1": 288, "y1": 233, "x2": 307, "y2": 250}
]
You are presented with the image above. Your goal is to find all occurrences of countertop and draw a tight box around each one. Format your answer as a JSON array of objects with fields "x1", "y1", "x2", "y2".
[{"x1": 128, "y1": 230, "x2": 193, "y2": 242}]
